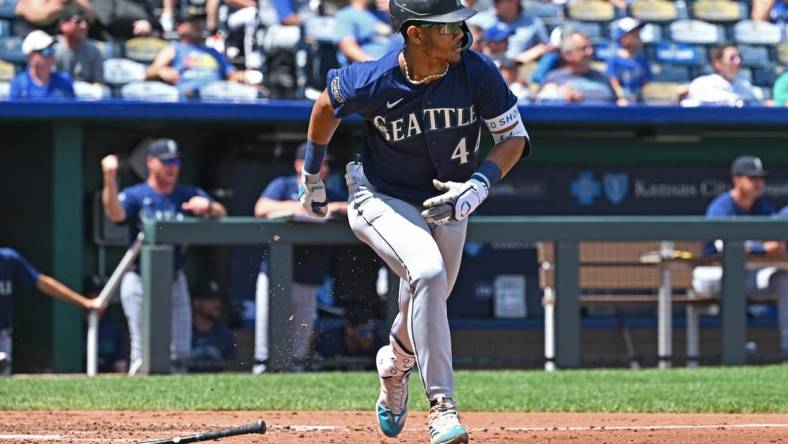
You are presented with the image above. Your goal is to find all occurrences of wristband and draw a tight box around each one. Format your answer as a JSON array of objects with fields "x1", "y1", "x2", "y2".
[
  {"x1": 472, "y1": 160, "x2": 502, "y2": 189},
  {"x1": 303, "y1": 140, "x2": 328, "y2": 174}
]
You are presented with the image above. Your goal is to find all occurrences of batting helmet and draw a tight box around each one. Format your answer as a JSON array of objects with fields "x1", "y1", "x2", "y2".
[{"x1": 390, "y1": 0, "x2": 477, "y2": 49}]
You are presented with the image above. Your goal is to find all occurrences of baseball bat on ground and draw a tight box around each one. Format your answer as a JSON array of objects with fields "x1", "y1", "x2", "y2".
[{"x1": 136, "y1": 420, "x2": 266, "y2": 444}]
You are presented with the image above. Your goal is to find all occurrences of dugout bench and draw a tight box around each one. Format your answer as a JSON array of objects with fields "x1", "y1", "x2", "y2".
[{"x1": 539, "y1": 241, "x2": 788, "y2": 369}]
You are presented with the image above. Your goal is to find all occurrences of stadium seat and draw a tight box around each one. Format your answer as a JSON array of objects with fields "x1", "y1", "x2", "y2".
[
  {"x1": 94, "y1": 41, "x2": 123, "y2": 61},
  {"x1": 120, "y1": 81, "x2": 179, "y2": 101},
  {"x1": 124, "y1": 37, "x2": 169, "y2": 63},
  {"x1": 651, "y1": 63, "x2": 691, "y2": 82},
  {"x1": 103, "y1": 58, "x2": 146, "y2": 86},
  {"x1": 778, "y1": 43, "x2": 788, "y2": 66},
  {"x1": 198, "y1": 81, "x2": 259, "y2": 101},
  {"x1": 752, "y1": 86, "x2": 771, "y2": 101},
  {"x1": 0, "y1": 19, "x2": 10, "y2": 37},
  {"x1": 524, "y1": 0, "x2": 563, "y2": 26},
  {"x1": 737, "y1": 45, "x2": 774, "y2": 68},
  {"x1": 691, "y1": 0, "x2": 746, "y2": 22},
  {"x1": 630, "y1": 0, "x2": 679, "y2": 22},
  {"x1": 593, "y1": 40, "x2": 617, "y2": 61},
  {"x1": 561, "y1": 20, "x2": 604, "y2": 40},
  {"x1": 303, "y1": 16, "x2": 336, "y2": 44},
  {"x1": 0, "y1": 36, "x2": 25, "y2": 64},
  {"x1": 0, "y1": 58, "x2": 12, "y2": 81},
  {"x1": 751, "y1": 65, "x2": 783, "y2": 87},
  {"x1": 0, "y1": 80, "x2": 8, "y2": 99},
  {"x1": 641, "y1": 81, "x2": 685, "y2": 104},
  {"x1": 654, "y1": 42, "x2": 707, "y2": 66},
  {"x1": 734, "y1": 20, "x2": 782, "y2": 45},
  {"x1": 670, "y1": 19, "x2": 724, "y2": 45},
  {"x1": 639, "y1": 23, "x2": 663, "y2": 44},
  {"x1": 567, "y1": 0, "x2": 616, "y2": 22},
  {"x1": 0, "y1": 0, "x2": 15, "y2": 19},
  {"x1": 73, "y1": 80, "x2": 111, "y2": 100}
]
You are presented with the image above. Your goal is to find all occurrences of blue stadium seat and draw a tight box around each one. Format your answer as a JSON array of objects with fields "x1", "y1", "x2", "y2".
[
  {"x1": 630, "y1": 0, "x2": 680, "y2": 22},
  {"x1": 737, "y1": 45, "x2": 774, "y2": 68},
  {"x1": 0, "y1": 19, "x2": 10, "y2": 37},
  {"x1": 0, "y1": 36, "x2": 24, "y2": 64},
  {"x1": 593, "y1": 40, "x2": 617, "y2": 61},
  {"x1": 638, "y1": 23, "x2": 663, "y2": 44},
  {"x1": 121, "y1": 81, "x2": 180, "y2": 101},
  {"x1": 567, "y1": 0, "x2": 616, "y2": 22},
  {"x1": 103, "y1": 58, "x2": 146, "y2": 86},
  {"x1": 94, "y1": 41, "x2": 123, "y2": 61},
  {"x1": 0, "y1": 80, "x2": 9, "y2": 99},
  {"x1": 198, "y1": 81, "x2": 259, "y2": 101},
  {"x1": 691, "y1": 0, "x2": 747, "y2": 22},
  {"x1": 303, "y1": 16, "x2": 336, "y2": 44},
  {"x1": 734, "y1": 20, "x2": 782, "y2": 45},
  {"x1": 670, "y1": 19, "x2": 725, "y2": 45},
  {"x1": 524, "y1": 0, "x2": 563, "y2": 27},
  {"x1": 655, "y1": 42, "x2": 707, "y2": 66},
  {"x1": 651, "y1": 63, "x2": 691, "y2": 82},
  {"x1": 561, "y1": 20, "x2": 604, "y2": 40},
  {"x1": 753, "y1": 86, "x2": 772, "y2": 101},
  {"x1": 751, "y1": 66, "x2": 782, "y2": 87},
  {"x1": 73, "y1": 80, "x2": 111, "y2": 100},
  {"x1": 778, "y1": 43, "x2": 788, "y2": 66},
  {"x1": 0, "y1": 0, "x2": 16, "y2": 19}
]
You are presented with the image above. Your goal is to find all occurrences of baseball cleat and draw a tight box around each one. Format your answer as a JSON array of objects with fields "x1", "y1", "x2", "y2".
[
  {"x1": 428, "y1": 397, "x2": 468, "y2": 444},
  {"x1": 375, "y1": 346, "x2": 410, "y2": 437}
]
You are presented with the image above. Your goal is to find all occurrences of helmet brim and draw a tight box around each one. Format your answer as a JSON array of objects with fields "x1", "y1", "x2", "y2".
[{"x1": 401, "y1": 6, "x2": 477, "y2": 29}]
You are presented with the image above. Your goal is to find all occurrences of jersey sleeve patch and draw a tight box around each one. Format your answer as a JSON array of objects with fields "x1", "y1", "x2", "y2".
[{"x1": 483, "y1": 104, "x2": 529, "y2": 145}]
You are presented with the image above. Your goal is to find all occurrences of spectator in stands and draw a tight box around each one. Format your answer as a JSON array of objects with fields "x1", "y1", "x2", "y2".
[
  {"x1": 146, "y1": 14, "x2": 247, "y2": 98},
  {"x1": 55, "y1": 7, "x2": 103, "y2": 84},
  {"x1": 11, "y1": 31, "x2": 75, "y2": 100},
  {"x1": 468, "y1": 23, "x2": 485, "y2": 52},
  {"x1": 162, "y1": 0, "x2": 221, "y2": 34},
  {"x1": 752, "y1": 0, "x2": 787, "y2": 23},
  {"x1": 252, "y1": 143, "x2": 347, "y2": 374},
  {"x1": 497, "y1": 57, "x2": 530, "y2": 104},
  {"x1": 0, "y1": 247, "x2": 99, "y2": 376},
  {"x1": 694, "y1": 155, "x2": 788, "y2": 360},
  {"x1": 100, "y1": 138, "x2": 227, "y2": 375},
  {"x1": 472, "y1": 0, "x2": 554, "y2": 64},
  {"x1": 335, "y1": 0, "x2": 397, "y2": 65},
  {"x1": 92, "y1": 0, "x2": 161, "y2": 39},
  {"x1": 536, "y1": 31, "x2": 618, "y2": 104},
  {"x1": 14, "y1": 0, "x2": 95, "y2": 37},
  {"x1": 685, "y1": 45, "x2": 760, "y2": 107},
  {"x1": 772, "y1": 71, "x2": 788, "y2": 106},
  {"x1": 482, "y1": 22, "x2": 512, "y2": 62},
  {"x1": 189, "y1": 280, "x2": 237, "y2": 373},
  {"x1": 605, "y1": 17, "x2": 651, "y2": 104}
]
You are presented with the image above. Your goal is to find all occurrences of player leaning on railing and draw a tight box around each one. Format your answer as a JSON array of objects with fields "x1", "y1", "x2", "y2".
[{"x1": 297, "y1": 0, "x2": 530, "y2": 441}]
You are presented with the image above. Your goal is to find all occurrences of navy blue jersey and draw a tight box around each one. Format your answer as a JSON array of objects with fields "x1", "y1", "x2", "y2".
[
  {"x1": 189, "y1": 323, "x2": 237, "y2": 373},
  {"x1": 259, "y1": 175, "x2": 346, "y2": 285},
  {"x1": 327, "y1": 49, "x2": 519, "y2": 204},
  {"x1": 118, "y1": 183, "x2": 210, "y2": 271},
  {"x1": 0, "y1": 248, "x2": 40, "y2": 330},
  {"x1": 702, "y1": 192, "x2": 775, "y2": 256}
]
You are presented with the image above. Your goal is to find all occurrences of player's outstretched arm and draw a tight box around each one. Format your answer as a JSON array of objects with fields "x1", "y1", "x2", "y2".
[
  {"x1": 37, "y1": 274, "x2": 99, "y2": 311},
  {"x1": 307, "y1": 90, "x2": 341, "y2": 145},
  {"x1": 298, "y1": 90, "x2": 342, "y2": 217}
]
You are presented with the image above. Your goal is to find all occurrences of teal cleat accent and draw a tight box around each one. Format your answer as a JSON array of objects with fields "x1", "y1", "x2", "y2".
[
  {"x1": 428, "y1": 397, "x2": 469, "y2": 444},
  {"x1": 375, "y1": 394, "x2": 408, "y2": 437}
]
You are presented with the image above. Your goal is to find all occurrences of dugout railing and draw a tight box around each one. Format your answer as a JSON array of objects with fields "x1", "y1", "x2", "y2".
[{"x1": 125, "y1": 216, "x2": 788, "y2": 374}]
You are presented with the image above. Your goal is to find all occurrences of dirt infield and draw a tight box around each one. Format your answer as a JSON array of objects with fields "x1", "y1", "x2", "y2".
[{"x1": 3, "y1": 411, "x2": 788, "y2": 443}]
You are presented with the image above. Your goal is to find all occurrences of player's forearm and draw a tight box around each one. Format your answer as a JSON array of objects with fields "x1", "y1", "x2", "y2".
[
  {"x1": 764, "y1": 241, "x2": 786, "y2": 255},
  {"x1": 37, "y1": 275, "x2": 93, "y2": 310},
  {"x1": 483, "y1": 136, "x2": 526, "y2": 178},
  {"x1": 307, "y1": 90, "x2": 341, "y2": 145},
  {"x1": 254, "y1": 198, "x2": 303, "y2": 218},
  {"x1": 101, "y1": 178, "x2": 126, "y2": 222},
  {"x1": 208, "y1": 201, "x2": 227, "y2": 218},
  {"x1": 339, "y1": 39, "x2": 374, "y2": 63}
]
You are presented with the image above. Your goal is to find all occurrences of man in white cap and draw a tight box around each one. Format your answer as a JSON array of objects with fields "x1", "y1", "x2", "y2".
[{"x1": 10, "y1": 30, "x2": 75, "y2": 99}]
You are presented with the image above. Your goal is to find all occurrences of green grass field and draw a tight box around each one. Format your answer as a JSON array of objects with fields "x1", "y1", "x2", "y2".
[{"x1": 2, "y1": 366, "x2": 788, "y2": 412}]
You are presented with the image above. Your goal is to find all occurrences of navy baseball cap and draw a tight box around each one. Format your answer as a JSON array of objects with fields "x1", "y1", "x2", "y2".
[
  {"x1": 295, "y1": 143, "x2": 334, "y2": 161},
  {"x1": 148, "y1": 138, "x2": 181, "y2": 160},
  {"x1": 611, "y1": 17, "x2": 645, "y2": 42},
  {"x1": 484, "y1": 23, "x2": 512, "y2": 43},
  {"x1": 731, "y1": 155, "x2": 768, "y2": 177}
]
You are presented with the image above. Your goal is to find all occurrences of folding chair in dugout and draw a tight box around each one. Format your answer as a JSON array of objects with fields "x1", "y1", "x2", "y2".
[
  {"x1": 0, "y1": 0, "x2": 16, "y2": 19},
  {"x1": 654, "y1": 42, "x2": 707, "y2": 66},
  {"x1": 198, "y1": 81, "x2": 259, "y2": 102},
  {"x1": 567, "y1": 0, "x2": 615, "y2": 22},
  {"x1": 73, "y1": 81, "x2": 111, "y2": 100},
  {"x1": 630, "y1": 0, "x2": 679, "y2": 22},
  {"x1": 124, "y1": 37, "x2": 169, "y2": 63},
  {"x1": 121, "y1": 81, "x2": 180, "y2": 102},
  {"x1": 691, "y1": 0, "x2": 747, "y2": 23},
  {"x1": 641, "y1": 81, "x2": 685, "y2": 104},
  {"x1": 734, "y1": 20, "x2": 782, "y2": 45},
  {"x1": 103, "y1": 58, "x2": 146, "y2": 86},
  {"x1": 670, "y1": 19, "x2": 725, "y2": 45},
  {"x1": 0, "y1": 37, "x2": 24, "y2": 65}
]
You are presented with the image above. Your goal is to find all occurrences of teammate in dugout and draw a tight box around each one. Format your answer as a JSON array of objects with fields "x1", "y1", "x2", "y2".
[
  {"x1": 0, "y1": 248, "x2": 100, "y2": 375},
  {"x1": 298, "y1": 0, "x2": 530, "y2": 440},
  {"x1": 100, "y1": 138, "x2": 227, "y2": 375}
]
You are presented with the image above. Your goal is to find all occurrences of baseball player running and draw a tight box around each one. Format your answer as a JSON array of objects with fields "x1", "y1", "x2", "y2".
[
  {"x1": 101, "y1": 139, "x2": 227, "y2": 375},
  {"x1": 298, "y1": 0, "x2": 530, "y2": 440},
  {"x1": 0, "y1": 247, "x2": 100, "y2": 375}
]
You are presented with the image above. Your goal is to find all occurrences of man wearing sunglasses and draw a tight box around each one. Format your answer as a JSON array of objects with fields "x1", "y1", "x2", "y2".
[
  {"x1": 55, "y1": 7, "x2": 104, "y2": 84},
  {"x1": 686, "y1": 44, "x2": 760, "y2": 106},
  {"x1": 10, "y1": 30, "x2": 75, "y2": 99},
  {"x1": 100, "y1": 138, "x2": 226, "y2": 375},
  {"x1": 300, "y1": 0, "x2": 529, "y2": 441}
]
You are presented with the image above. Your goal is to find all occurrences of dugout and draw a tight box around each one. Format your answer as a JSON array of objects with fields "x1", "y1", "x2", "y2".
[{"x1": 2, "y1": 101, "x2": 788, "y2": 372}]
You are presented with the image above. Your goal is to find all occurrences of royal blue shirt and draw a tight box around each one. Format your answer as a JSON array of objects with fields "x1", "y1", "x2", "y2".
[
  {"x1": 327, "y1": 49, "x2": 519, "y2": 204},
  {"x1": 0, "y1": 248, "x2": 40, "y2": 330},
  {"x1": 702, "y1": 192, "x2": 775, "y2": 256},
  {"x1": 258, "y1": 175, "x2": 346, "y2": 285},
  {"x1": 334, "y1": 6, "x2": 397, "y2": 66},
  {"x1": 171, "y1": 43, "x2": 235, "y2": 94},
  {"x1": 10, "y1": 70, "x2": 75, "y2": 99},
  {"x1": 118, "y1": 183, "x2": 210, "y2": 272},
  {"x1": 605, "y1": 52, "x2": 652, "y2": 101}
]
